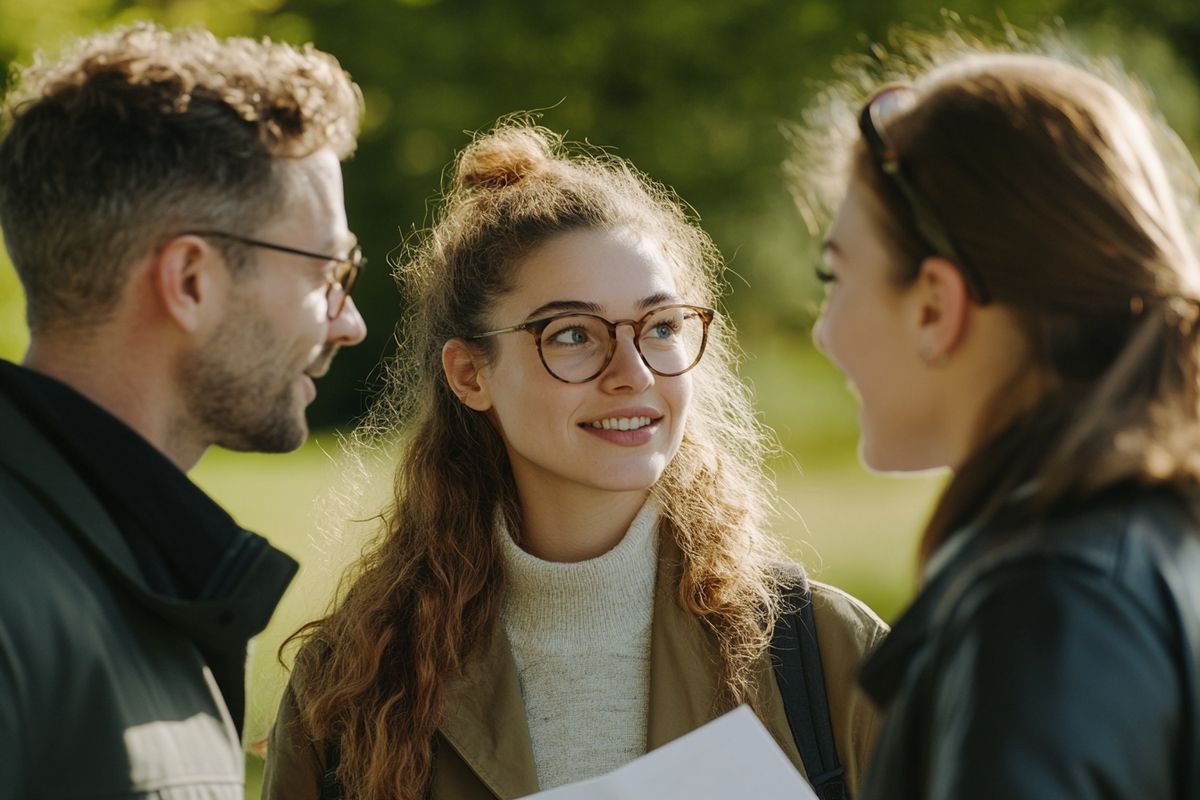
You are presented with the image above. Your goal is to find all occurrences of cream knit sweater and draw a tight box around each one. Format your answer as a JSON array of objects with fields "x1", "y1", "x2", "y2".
[{"x1": 498, "y1": 498, "x2": 661, "y2": 791}]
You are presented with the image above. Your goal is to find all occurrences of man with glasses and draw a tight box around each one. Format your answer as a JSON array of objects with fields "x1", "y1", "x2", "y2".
[{"x1": 0, "y1": 22, "x2": 366, "y2": 798}]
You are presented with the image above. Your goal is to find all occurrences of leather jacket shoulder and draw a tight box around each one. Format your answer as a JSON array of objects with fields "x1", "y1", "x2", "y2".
[{"x1": 859, "y1": 486, "x2": 1200, "y2": 800}]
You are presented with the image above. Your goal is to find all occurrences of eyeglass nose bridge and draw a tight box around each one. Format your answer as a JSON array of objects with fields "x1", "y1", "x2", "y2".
[{"x1": 593, "y1": 317, "x2": 657, "y2": 377}]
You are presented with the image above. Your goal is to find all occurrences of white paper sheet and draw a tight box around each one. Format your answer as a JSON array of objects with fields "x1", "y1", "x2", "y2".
[{"x1": 517, "y1": 705, "x2": 820, "y2": 799}]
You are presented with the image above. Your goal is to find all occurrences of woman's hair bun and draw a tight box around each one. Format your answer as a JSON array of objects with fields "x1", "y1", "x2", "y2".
[{"x1": 454, "y1": 125, "x2": 555, "y2": 191}]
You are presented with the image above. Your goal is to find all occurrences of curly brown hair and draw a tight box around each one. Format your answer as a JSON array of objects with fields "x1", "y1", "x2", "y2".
[
  {"x1": 282, "y1": 122, "x2": 783, "y2": 800},
  {"x1": 0, "y1": 22, "x2": 363, "y2": 331}
]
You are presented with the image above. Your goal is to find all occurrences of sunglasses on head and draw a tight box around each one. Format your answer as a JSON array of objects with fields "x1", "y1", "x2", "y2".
[{"x1": 859, "y1": 85, "x2": 991, "y2": 304}]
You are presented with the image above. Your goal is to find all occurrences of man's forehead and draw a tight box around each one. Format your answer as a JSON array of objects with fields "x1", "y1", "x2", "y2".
[{"x1": 268, "y1": 149, "x2": 349, "y2": 246}]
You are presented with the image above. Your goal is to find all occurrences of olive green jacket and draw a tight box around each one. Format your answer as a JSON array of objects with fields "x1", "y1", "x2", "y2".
[
  {"x1": 264, "y1": 543, "x2": 887, "y2": 799},
  {"x1": 0, "y1": 389, "x2": 297, "y2": 799}
]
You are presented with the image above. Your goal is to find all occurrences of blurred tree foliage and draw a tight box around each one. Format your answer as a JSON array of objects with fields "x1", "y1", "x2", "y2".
[{"x1": 2, "y1": 0, "x2": 1199, "y2": 430}]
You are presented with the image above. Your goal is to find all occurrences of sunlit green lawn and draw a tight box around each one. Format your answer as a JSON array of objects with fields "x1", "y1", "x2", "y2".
[{"x1": 188, "y1": 338, "x2": 943, "y2": 798}]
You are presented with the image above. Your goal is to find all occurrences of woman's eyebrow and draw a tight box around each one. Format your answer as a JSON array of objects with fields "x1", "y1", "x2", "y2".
[
  {"x1": 524, "y1": 300, "x2": 603, "y2": 320},
  {"x1": 638, "y1": 291, "x2": 680, "y2": 310},
  {"x1": 524, "y1": 292, "x2": 681, "y2": 321}
]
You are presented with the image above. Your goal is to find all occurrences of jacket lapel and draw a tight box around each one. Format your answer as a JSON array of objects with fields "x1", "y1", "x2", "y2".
[
  {"x1": 439, "y1": 625, "x2": 539, "y2": 798},
  {"x1": 644, "y1": 537, "x2": 805, "y2": 771},
  {"x1": 646, "y1": 536, "x2": 721, "y2": 749}
]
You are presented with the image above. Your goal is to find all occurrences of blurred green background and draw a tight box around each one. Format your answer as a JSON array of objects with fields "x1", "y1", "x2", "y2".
[{"x1": 2, "y1": 0, "x2": 1199, "y2": 795}]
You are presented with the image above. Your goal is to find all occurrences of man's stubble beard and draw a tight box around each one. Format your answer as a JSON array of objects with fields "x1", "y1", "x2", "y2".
[{"x1": 180, "y1": 305, "x2": 310, "y2": 454}]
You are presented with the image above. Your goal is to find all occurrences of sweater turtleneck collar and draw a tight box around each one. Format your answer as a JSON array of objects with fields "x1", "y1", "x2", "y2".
[{"x1": 498, "y1": 496, "x2": 661, "y2": 647}]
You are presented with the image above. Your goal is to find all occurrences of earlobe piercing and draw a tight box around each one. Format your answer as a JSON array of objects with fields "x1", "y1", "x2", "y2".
[{"x1": 920, "y1": 345, "x2": 948, "y2": 367}]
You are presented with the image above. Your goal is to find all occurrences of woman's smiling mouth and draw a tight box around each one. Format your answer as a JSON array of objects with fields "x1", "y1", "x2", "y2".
[
  {"x1": 585, "y1": 416, "x2": 654, "y2": 430},
  {"x1": 578, "y1": 409, "x2": 664, "y2": 445}
]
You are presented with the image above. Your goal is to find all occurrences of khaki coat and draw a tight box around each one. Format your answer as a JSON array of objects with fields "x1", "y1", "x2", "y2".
[{"x1": 264, "y1": 543, "x2": 887, "y2": 798}]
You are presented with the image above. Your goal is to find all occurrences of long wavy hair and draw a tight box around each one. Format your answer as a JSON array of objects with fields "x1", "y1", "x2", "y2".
[
  {"x1": 283, "y1": 122, "x2": 781, "y2": 800},
  {"x1": 790, "y1": 31, "x2": 1200, "y2": 561}
]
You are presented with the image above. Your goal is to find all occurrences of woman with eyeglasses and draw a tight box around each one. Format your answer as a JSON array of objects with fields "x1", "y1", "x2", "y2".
[
  {"x1": 797, "y1": 38, "x2": 1200, "y2": 800},
  {"x1": 262, "y1": 122, "x2": 887, "y2": 800}
]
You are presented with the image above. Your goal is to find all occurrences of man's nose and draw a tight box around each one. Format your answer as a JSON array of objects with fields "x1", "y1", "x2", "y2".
[{"x1": 329, "y1": 295, "x2": 367, "y2": 346}]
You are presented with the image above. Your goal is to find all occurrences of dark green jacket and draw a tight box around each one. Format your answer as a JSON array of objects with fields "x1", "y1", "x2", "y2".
[{"x1": 0, "y1": 390, "x2": 297, "y2": 798}]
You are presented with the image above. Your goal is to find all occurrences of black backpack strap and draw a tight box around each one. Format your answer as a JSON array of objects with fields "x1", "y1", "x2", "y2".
[
  {"x1": 320, "y1": 738, "x2": 343, "y2": 800},
  {"x1": 771, "y1": 578, "x2": 851, "y2": 800}
]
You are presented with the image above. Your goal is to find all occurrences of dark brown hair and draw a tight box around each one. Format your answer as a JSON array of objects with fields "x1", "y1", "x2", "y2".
[
  {"x1": 793, "y1": 39, "x2": 1200, "y2": 560},
  {"x1": 283, "y1": 122, "x2": 782, "y2": 800},
  {"x1": 0, "y1": 22, "x2": 362, "y2": 331}
]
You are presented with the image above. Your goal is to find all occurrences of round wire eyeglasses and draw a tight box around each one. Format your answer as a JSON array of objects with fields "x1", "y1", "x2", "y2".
[{"x1": 182, "y1": 229, "x2": 365, "y2": 319}]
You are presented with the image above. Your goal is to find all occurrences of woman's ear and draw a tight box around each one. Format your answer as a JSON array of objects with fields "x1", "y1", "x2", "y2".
[
  {"x1": 914, "y1": 256, "x2": 971, "y2": 365},
  {"x1": 442, "y1": 338, "x2": 493, "y2": 411}
]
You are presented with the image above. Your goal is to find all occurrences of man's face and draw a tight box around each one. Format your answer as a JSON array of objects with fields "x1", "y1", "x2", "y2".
[{"x1": 180, "y1": 148, "x2": 367, "y2": 453}]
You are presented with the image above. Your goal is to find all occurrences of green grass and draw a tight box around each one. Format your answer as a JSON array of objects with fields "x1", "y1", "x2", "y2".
[{"x1": 191, "y1": 337, "x2": 943, "y2": 798}]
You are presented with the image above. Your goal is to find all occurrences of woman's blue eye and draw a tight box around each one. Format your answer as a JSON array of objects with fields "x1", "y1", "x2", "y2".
[
  {"x1": 549, "y1": 327, "x2": 590, "y2": 346},
  {"x1": 652, "y1": 324, "x2": 672, "y2": 339},
  {"x1": 647, "y1": 319, "x2": 681, "y2": 340}
]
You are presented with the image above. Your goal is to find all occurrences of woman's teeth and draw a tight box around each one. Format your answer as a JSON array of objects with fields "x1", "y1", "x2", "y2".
[{"x1": 588, "y1": 416, "x2": 654, "y2": 431}]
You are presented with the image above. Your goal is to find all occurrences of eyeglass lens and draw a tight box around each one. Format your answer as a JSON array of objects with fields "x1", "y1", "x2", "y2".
[
  {"x1": 326, "y1": 247, "x2": 363, "y2": 319},
  {"x1": 537, "y1": 306, "x2": 707, "y2": 382}
]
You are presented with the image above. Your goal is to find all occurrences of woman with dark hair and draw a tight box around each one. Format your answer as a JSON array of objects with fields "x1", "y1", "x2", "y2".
[
  {"x1": 263, "y1": 123, "x2": 887, "y2": 800},
  {"x1": 797, "y1": 39, "x2": 1200, "y2": 800}
]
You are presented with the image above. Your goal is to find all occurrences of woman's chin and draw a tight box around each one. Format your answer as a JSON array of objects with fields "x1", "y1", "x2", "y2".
[{"x1": 857, "y1": 437, "x2": 943, "y2": 475}]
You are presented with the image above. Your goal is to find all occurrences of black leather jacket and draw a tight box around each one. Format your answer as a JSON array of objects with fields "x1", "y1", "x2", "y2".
[{"x1": 859, "y1": 485, "x2": 1200, "y2": 800}]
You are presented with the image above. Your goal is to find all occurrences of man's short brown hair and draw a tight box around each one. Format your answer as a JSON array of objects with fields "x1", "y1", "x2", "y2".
[{"x1": 0, "y1": 23, "x2": 363, "y2": 332}]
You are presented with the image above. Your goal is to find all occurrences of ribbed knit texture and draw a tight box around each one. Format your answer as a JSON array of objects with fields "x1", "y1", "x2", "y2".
[{"x1": 499, "y1": 497, "x2": 661, "y2": 790}]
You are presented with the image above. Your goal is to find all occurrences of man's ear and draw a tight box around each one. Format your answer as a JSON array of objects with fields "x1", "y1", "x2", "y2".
[
  {"x1": 914, "y1": 256, "x2": 971, "y2": 365},
  {"x1": 152, "y1": 234, "x2": 225, "y2": 333},
  {"x1": 442, "y1": 338, "x2": 492, "y2": 411}
]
